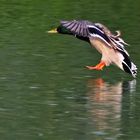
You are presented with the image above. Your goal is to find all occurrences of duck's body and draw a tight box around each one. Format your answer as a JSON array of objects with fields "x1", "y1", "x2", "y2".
[
  {"x1": 90, "y1": 38, "x2": 123, "y2": 67},
  {"x1": 48, "y1": 20, "x2": 137, "y2": 77}
]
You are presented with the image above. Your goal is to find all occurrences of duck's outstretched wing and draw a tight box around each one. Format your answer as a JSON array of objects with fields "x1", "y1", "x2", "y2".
[
  {"x1": 61, "y1": 20, "x2": 114, "y2": 48},
  {"x1": 61, "y1": 20, "x2": 129, "y2": 53}
]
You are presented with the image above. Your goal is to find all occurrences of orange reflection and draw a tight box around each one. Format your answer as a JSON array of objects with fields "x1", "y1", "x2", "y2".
[{"x1": 88, "y1": 78, "x2": 122, "y2": 104}]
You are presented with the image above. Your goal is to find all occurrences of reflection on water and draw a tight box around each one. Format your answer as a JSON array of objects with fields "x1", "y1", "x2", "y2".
[{"x1": 87, "y1": 78, "x2": 136, "y2": 139}]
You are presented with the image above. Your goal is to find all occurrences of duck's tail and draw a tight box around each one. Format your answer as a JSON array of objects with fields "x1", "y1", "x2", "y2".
[{"x1": 121, "y1": 51, "x2": 137, "y2": 78}]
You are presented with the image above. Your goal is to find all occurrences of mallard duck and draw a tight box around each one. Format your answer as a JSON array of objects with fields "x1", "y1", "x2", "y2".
[{"x1": 48, "y1": 20, "x2": 137, "y2": 77}]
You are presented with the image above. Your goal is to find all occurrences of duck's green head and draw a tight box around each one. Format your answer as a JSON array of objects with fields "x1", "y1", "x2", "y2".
[{"x1": 48, "y1": 25, "x2": 72, "y2": 35}]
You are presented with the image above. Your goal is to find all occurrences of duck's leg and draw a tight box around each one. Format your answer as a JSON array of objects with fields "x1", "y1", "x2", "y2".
[{"x1": 86, "y1": 61, "x2": 106, "y2": 70}]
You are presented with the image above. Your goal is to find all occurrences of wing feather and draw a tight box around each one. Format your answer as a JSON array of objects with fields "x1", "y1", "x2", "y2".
[{"x1": 60, "y1": 20, "x2": 93, "y2": 37}]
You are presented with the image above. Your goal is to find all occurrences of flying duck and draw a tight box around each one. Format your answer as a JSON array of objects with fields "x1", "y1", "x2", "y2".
[{"x1": 48, "y1": 20, "x2": 137, "y2": 77}]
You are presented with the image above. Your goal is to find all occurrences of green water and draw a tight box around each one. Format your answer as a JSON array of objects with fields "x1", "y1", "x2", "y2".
[{"x1": 0, "y1": 0, "x2": 140, "y2": 140}]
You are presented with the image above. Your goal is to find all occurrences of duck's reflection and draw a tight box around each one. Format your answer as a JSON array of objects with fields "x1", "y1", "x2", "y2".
[{"x1": 87, "y1": 78, "x2": 136, "y2": 137}]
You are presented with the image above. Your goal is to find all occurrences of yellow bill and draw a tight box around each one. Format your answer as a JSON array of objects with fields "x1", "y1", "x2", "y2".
[{"x1": 48, "y1": 28, "x2": 58, "y2": 33}]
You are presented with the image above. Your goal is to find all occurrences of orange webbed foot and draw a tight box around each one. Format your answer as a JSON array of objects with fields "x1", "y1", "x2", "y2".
[{"x1": 86, "y1": 61, "x2": 106, "y2": 71}]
